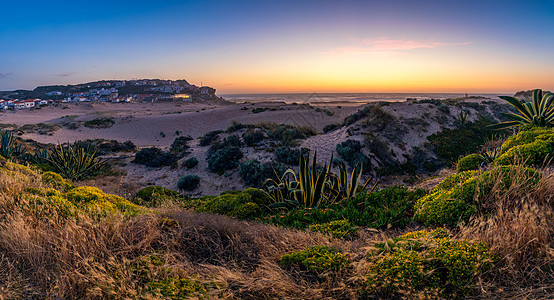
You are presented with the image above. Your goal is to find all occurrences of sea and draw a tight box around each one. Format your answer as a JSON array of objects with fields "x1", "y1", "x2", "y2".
[{"x1": 220, "y1": 93, "x2": 502, "y2": 104}]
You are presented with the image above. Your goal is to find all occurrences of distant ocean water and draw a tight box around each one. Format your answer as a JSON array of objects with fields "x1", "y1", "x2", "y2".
[{"x1": 220, "y1": 93, "x2": 501, "y2": 104}]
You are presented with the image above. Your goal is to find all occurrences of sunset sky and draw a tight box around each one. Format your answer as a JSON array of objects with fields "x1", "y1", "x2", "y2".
[{"x1": 1, "y1": 0, "x2": 553, "y2": 93}]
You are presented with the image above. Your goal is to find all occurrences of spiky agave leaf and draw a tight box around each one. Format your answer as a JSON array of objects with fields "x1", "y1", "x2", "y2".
[{"x1": 490, "y1": 89, "x2": 554, "y2": 129}]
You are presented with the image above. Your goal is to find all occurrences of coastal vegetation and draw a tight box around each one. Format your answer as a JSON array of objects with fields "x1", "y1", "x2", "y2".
[{"x1": 0, "y1": 95, "x2": 552, "y2": 299}]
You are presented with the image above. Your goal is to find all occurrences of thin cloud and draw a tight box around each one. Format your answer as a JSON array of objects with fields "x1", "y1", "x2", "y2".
[
  {"x1": 322, "y1": 38, "x2": 471, "y2": 56},
  {"x1": 53, "y1": 71, "x2": 79, "y2": 77},
  {"x1": 0, "y1": 72, "x2": 13, "y2": 79}
]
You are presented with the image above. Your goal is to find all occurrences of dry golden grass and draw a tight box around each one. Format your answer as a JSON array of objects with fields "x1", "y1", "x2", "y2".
[{"x1": 459, "y1": 167, "x2": 554, "y2": 299}]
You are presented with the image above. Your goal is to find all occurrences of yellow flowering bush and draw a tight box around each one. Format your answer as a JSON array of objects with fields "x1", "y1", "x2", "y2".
[
  {"x1": 42, "y1": 171, "x2": 74, "y2": 191},
  {"x1": 457, "y1": 153, "x2": 484, "y2": 172},
  {"x1": 280, "y1": 246, "x2": 349, "y2": 273},
  {"x1": 495, "y1": 126, "x2": 554, "y2": 166},
  {"x1": 366, "y1": 228, "x2": 495, "y2": 299}
]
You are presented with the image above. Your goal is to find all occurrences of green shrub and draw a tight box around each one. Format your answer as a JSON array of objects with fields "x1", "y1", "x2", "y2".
[
  {"x1": 170, "y1": 136, "x2": 192, "y2": 156},
  {"x1": 336, "y1": 139, "x2": 362, "y2": 159},
  {"x1": 199, "y1": 130, "x2": 223, "y2": 146},
  {"x1": 265, "y1": 186, "x2": 427, "y2": 229},
  {"x1": 323, "y1": 123, "x2": 340, "y2": 133},
  {"x1": 83, "y1": 117, "x2": 115, "y2": 129},
  {"x1": 308, "y1": 220, "x2": 358, "y2": 239},
  {"x1": 198, "y1": 191, "x2": 262, "y2": 220},
  {"x1": 74, "y1": 139, "x2": 136, "y2": 155},
  {"x1": 432, "y1": 170, "x2": 478, "y2": 192},
  {"x1": 134, "y1": 186, "x2": 183, "y2": 207},
  {"x1": 280, "y1": 246, "x2": 349, "y2": 273},
  {"x1": 457, "y1": 153, "x2": 484, "y2": 172},
  {"x1": 366, "y1": 228, "x2": 496, "y2": 299},
  {"x1": 427, "y1": 119, "x2": 502, "y2": 163},
  {"x1": 178, "y1": 175, "x2": 200, "y2": 191},
  {"x1": 274, "y1": 146, "x2": 307, "y2": 166},
  {"x1": 183, "y1": 157, "x2": 199, "y2": 168},
  {"x1": 134, "y1": 147, "x2": 177, "y2": 168},
  {"x1": 266, "y1": 124, "x2": 316, "y2": 146},
  {"x1": 207, "y1": 147, "x2": 243, "y2": 173},
  {"x1": 238, "y1": 159, "x2": 286, "y2": 187},
  {"x1": 242, "y1": 129, "x2": 265, "y2": 146}
]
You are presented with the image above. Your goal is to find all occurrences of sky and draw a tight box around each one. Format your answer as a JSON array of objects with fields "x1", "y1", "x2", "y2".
[{"x1": 1, "y1": 0, "x2": 554, "y2": 93}]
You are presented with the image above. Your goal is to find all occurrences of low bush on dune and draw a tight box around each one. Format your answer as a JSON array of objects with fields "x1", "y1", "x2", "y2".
[
  {"x1": 199, "y1": 130, "x2": 223, "y2": 146},
  {"x1": 207, "y1": 147, "x2": 243, "y2": 173},
  {"x1": 183, "y1": 157, "x2": 199, "y2": 168},
  {"x1": 427, "y1": 118, "x2": 502, "y2": 163},
  {"x1": 74, "y1": 139, "x2": 136, "y2": 155},
  {"x1": 238, "y1": 159, "x2": 286, "y2": 188},
  {"x1": 178, "y1": 175, "x2": 200, "y2": 191},
  {"x1": 274, "y1": 146, "x2": 308, "y2": 166},
  {"x1": 365, "y1": 228, "x2": 496, "y2": 299},
  {"x1": 83, "y1": 117, "x2": 115, "y2": 129},
  {"x1": 242, "y1": 129, "x2": 265, "y2": 146},
  {"x1": 323, "y1": 123, "x2": 340, "y2": 133},
  {"x1": 170, "y1": 135, "x2": 193, "y2": 157},
  {"x1": 133, "y1": 147, "x2": 177, "y2": 168}
]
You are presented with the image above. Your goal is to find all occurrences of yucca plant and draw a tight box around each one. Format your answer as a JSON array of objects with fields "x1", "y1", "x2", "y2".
[
  {"x1": 26, "y1": 148, "x2": 49, "y2": 164},
  {"x1": 479, "y1": 146, "x2": 500, "y2": 164},
  {"x1": 0, "y1": 130, "x2": 26, "y2": 160},
  {"x1": 46, "y1": 143, "x2": 107, "y2": 181},
  {"x1": 489, "y1": 89, "x2": 554, "y2": 129}
]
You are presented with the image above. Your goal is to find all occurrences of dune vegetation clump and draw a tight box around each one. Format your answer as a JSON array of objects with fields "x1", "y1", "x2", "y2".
[
  {"x1": 280, "y1": 245, "x2": 350, "y2": 273},
  {"x1": 365, "y1": 228, "x2": 496, "y2": 299},
  {"x1": 457, "y1": 153, "x2": 485, "y2": 172}
]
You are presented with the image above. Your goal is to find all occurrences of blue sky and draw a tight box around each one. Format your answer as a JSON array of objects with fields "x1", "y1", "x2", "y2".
[{"x1": 1, "y1": 0, "x2": 554, "y2": 93}]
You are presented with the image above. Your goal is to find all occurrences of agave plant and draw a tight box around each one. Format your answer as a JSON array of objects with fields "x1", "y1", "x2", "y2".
[
  {"x1": 46, "y1": 142, "x2": 107, "y2": 181},
  {"x1": 0, "y1": 130, "x2": 26, "y2": 160},
  {"x1": 327, "y1": 161, "x2": 377, "y2": 204},
  {"x1": 489, "y1": 89, "x2": 554, "y2": 129},
  {"x1": 264, "y1": 151, "x2": 377, "y2": 210},
  {"x1": 264, "y1": 151, "x2": 334, "y2": 209}
]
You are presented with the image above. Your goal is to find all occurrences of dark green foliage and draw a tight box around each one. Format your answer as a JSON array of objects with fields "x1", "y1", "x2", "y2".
[
  {"x1": 46, "y1": 143, "x2": 108, "y2": 181},
  {"x1": 265, "y1": 186, "x2": 427, "y2": 229},
  {"x1": 133, "y1": 147, "x2": 177, "y2": 168},
  {"x1": 457, "y1": 153, "x2": 485, "y2": 172},
  {"x1": 366, "y1": 228, "x2": 495, "y2": 299},
  {"x1": 178, "y1": 175, "x2": 200, "y2": 191},
  {"x1": 336, "y1": 139, "x2": 362, "y2": 159},
  {"x1": 226, "y1": 121, "x2": 250, "y2": 133},
  {"x1": 280, "y1": 246, "x2": 349, "y2": 273},
  {"x1": 242, "y1": 130, "x2": 265, "y2": 146},
  {"x1": 74, "y1": 139, "x2": 136, "y2": 155},
  {"x1": 183, "y1": 157, "x2": 199, "y2": 168},
  {"x1": 134, "y1": 186, "x2": 183, "y2": 207},
  {"x1": 266, "y1": 124, "x2": 316, "y2": 146},
  {"x1": 343, "y1": 106, "x2": 372, "y2": 126},
  {"x1": 199, "y1": 130, "x2": 223, "y2": 146},
  {"x1": 427, "y1": 118, "x2": 502, "y2": 163},
  {"x1": 323, "y1": 123, "x2": 340, "y2": 133},
  {"x1": 274, "y1": 146, "x2": 308, "y2": 166},
  {"x1": 170, "y1": 136, "x2": 192, "y2": 157},
  {"x1": 207, "y1": 147, "x2": 243, "y2": 173},
  {"x1": 83, "y1": 117, "x2": 115, "y2": 129},
  {"x1": 238, "y1": 159, "x2": 286, "y2": 187},
  {"x1": 336, "y1": 140, "x2": 372, "y2": 173},
  {"x1": 0, "y1": 130, "x2": 26, "y2": 160}
]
